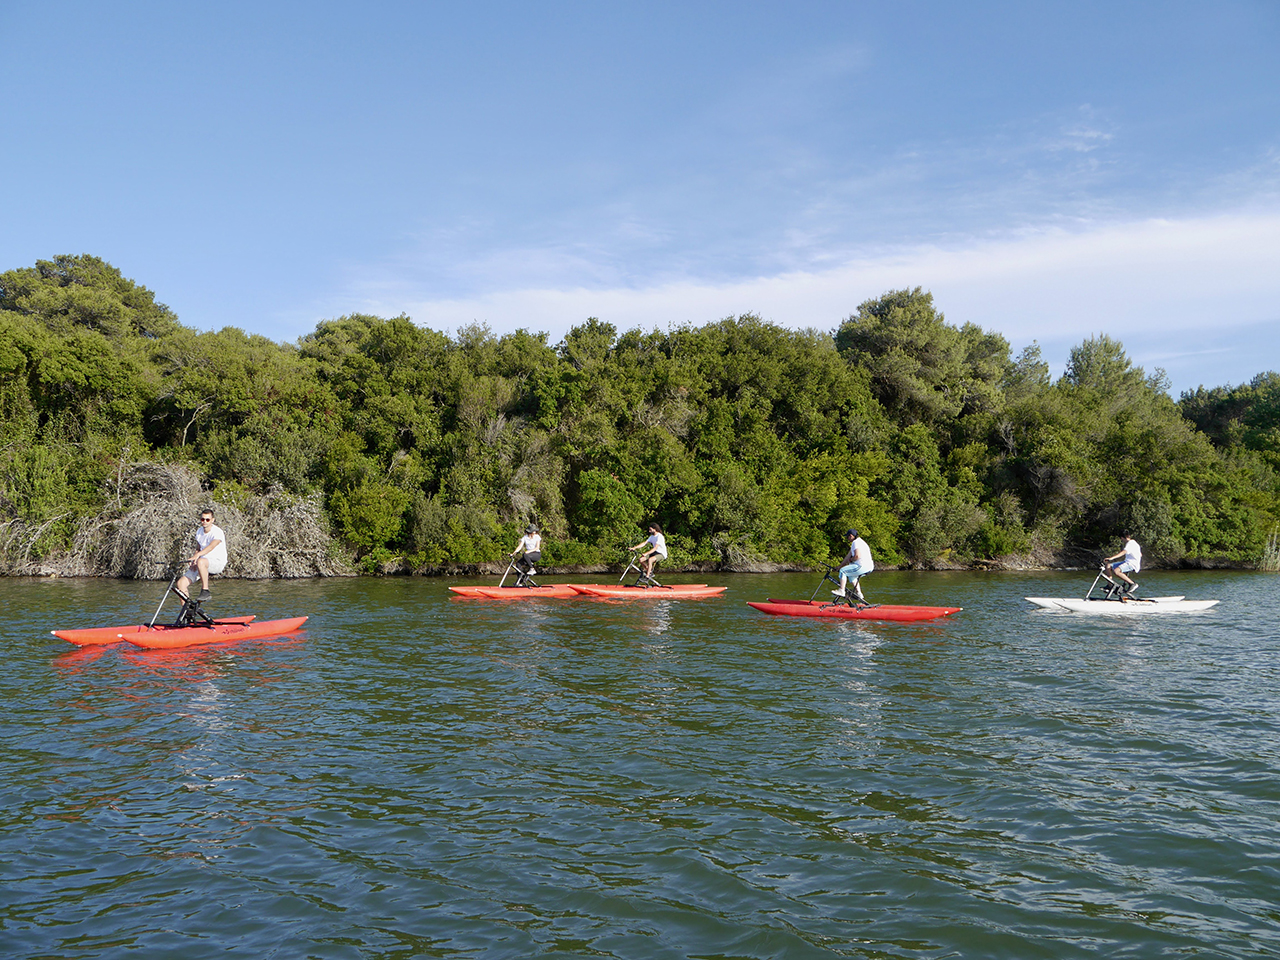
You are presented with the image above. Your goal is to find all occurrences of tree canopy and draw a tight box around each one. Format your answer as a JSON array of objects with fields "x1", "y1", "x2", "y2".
[{"x1": 1, "y1": 256, "x2": 1275, "y2": 572}]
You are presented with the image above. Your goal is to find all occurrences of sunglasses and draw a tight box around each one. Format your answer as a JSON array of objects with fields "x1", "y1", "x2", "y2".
[{"x1": 199, "y1": 517, "x2": 213, "y2": 522}]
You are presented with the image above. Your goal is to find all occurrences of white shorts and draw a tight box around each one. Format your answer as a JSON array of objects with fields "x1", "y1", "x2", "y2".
[
  {"x1": 186, "y1": 557, "x2": 226, "y2": 580},
  {"x1": 1111, "y1": 560, "x2": 1137, "y2": 575}
]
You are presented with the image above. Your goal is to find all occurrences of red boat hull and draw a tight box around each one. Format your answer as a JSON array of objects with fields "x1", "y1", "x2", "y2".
[
  {"x1": 749, "y1": 600, "x2": 961, "y2": 621},
  {"x1": 53, "y1": 616, "x2": 308, "y2": 649},
  {"x1": 53, "y1": 616, "x2": 256, "y2": 646},
  {"x1": 449, "y1": 585, "x2": 579, "y2": 598},
  {"x1": 570, "y1": 584, "x2": 726, "y2": 598}
]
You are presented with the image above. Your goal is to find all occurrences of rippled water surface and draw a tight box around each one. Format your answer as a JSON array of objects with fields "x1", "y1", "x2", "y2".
[{"x1": 3, "y1": 570, "x2": 1279, "y2": 958}]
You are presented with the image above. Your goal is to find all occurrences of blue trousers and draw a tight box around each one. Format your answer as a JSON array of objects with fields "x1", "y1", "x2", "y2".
[{"x1": 839, "y1": 561, "x2": 871, "y2": 583}]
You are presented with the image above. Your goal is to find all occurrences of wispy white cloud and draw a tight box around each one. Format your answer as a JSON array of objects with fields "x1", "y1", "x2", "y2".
[
  {"x1": 379, "y1": 209, "x2": 1279, "y2": 341},
  {"x1": 1046, "y1": 105, "x2": 1116, "y2": 154},
  {"x1": 335, "y1": 209, "x2": 1279, "y2": 392}
]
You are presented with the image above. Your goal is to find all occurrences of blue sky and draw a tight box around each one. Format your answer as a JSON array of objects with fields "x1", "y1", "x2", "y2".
[{"x1": 2, "y1": 1, "x2": 1278, "y2": 395}]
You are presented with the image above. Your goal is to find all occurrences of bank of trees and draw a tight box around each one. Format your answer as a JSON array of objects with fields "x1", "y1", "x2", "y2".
[{"x1": 1, "y1": 255, "x2": 1275, "y2": 573}]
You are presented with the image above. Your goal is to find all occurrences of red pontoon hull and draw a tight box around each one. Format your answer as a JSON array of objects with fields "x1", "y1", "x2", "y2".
[
  {"x1": 570, "y1": 584, "x2": 726, "y2": 598},
  {"x1": 449, "y1": 585, "x2": 579, "y2": 598},
  {"x1": 53, "y1": 616, "x2": 257, "y2": 646},
  {"x1": 749, "y1": 599, "x2": 961, "y2": 622},
  {"x1": 53, "y1": 616, "x2": 308, "y2": 649}
]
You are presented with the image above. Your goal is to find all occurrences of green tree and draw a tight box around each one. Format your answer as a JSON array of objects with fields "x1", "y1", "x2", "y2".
[
  {"x1": 0, "y1": 255, "x2": 180, "y2": 340},
  {"x1": 835, "y1": 288, "x2": 1010, "y2": 430}
]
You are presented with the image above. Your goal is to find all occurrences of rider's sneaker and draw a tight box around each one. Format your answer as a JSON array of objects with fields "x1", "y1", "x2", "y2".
[
  {"x1": 831, "y1": 588, "x2": 846, "y2": 597},
  {"x1": 198, "y1": 589, "x2": 212, "y2": 601},
  {"x1": 528, "y1": 567, "x2": 536, "y2": 575},
  {"x1": 1126, "y1": 584, "x2": 1138, "y2": 595}
]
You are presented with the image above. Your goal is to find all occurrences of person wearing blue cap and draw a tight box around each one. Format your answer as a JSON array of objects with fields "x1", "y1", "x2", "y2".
[{"x1": 833, "y1": 528, "x2": 874, "y2": 602}]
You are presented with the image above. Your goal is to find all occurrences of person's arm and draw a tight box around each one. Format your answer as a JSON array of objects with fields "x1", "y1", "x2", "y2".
[{"x1": 191, "y1": 537, "x2": 222, "y2": 561}]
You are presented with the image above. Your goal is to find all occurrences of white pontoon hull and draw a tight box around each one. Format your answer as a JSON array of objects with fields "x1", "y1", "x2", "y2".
[{"x1": 1026, "y1": 596, "x2": 1218, "y2": 614}]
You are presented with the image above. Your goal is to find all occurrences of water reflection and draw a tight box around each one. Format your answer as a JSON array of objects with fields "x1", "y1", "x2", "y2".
[
  {"x1": 116, "y1": 636, "x2": 306, "y2": 682},
  {"x1": 7, "y1": 572, "x2": 1280, "y2": 959},
  {"x1": 632, "y1": 599, "x2": 673, "y2": 637},
  {"x1": 52, "y1": 644, "x2": 113, "y2": 674}
]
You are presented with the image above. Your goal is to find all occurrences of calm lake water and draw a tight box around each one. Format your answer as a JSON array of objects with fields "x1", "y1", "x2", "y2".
[{"x1": 2, "y1": 570, "x2": 1278, "y2": 959}]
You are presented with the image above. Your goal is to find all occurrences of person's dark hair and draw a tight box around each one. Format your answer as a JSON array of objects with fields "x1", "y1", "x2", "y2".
[{"x1": 649, "y1": 522, "x2": 663, "y2": 533}]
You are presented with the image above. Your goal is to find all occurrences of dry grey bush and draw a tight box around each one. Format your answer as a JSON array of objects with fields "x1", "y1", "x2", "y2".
[
  {"x1": 712, "y1": 534, "x2": 774, "y2": 572},
  {"x1": 0, "y1": 516, "x2": 74, "y2": 576},
  {"x1": 92, "y1": 462, "x2": 206, "y2": 579},
  {"x1": 1, "y1": 463, "x2": 350, "y2": 579},
  {"x1": 1264, "y1": 526, "x2": 1280, "y2": 573},
  {"x1": 231, "y1": 488, "x2": 347, "y2": 579}
]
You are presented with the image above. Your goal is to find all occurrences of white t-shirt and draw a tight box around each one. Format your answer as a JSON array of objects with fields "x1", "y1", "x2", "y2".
[
  {"x1": 646, "y1": 532, "x2": 667, "y2": 558},
  {"x1": 849, "y1": 536, "x2": 874, "y2": 571},
  {"x1": 197, "y1": 523, "x2": 227, "y2": 565},
  {"x1": 1123, "y1": 538, "x2": 1141, "y2": 572},
  {"x1": 516, "y1": 533, "x2": 541, "y2": 554}
]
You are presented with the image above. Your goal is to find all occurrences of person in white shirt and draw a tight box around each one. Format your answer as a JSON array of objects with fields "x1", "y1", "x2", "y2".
[
  {"x1": 1104, "y1": 532, "x2": 1142, "y2": 593},
  {"x1": 832, "y1": 528, "x2": 874, "y2": 602},
  {"x1": 178, "y1": 509, "x2": 227, "y2": 601},
  {"x1": 630, "y1": 523, "x2": 667, "y2": 579},
  {"x1": 510, "y1": 524, "x2": 542, "y2": 580}
]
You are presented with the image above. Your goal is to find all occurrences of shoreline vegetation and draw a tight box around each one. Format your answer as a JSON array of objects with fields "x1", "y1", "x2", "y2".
[{"x1": 2, "y1": 255, "x2": 1278, "y2": 580}]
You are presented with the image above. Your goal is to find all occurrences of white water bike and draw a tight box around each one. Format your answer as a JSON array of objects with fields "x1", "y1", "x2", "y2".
[{"x1": 1026, "y1": 562, "x2": 1219, "y2": 614}]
